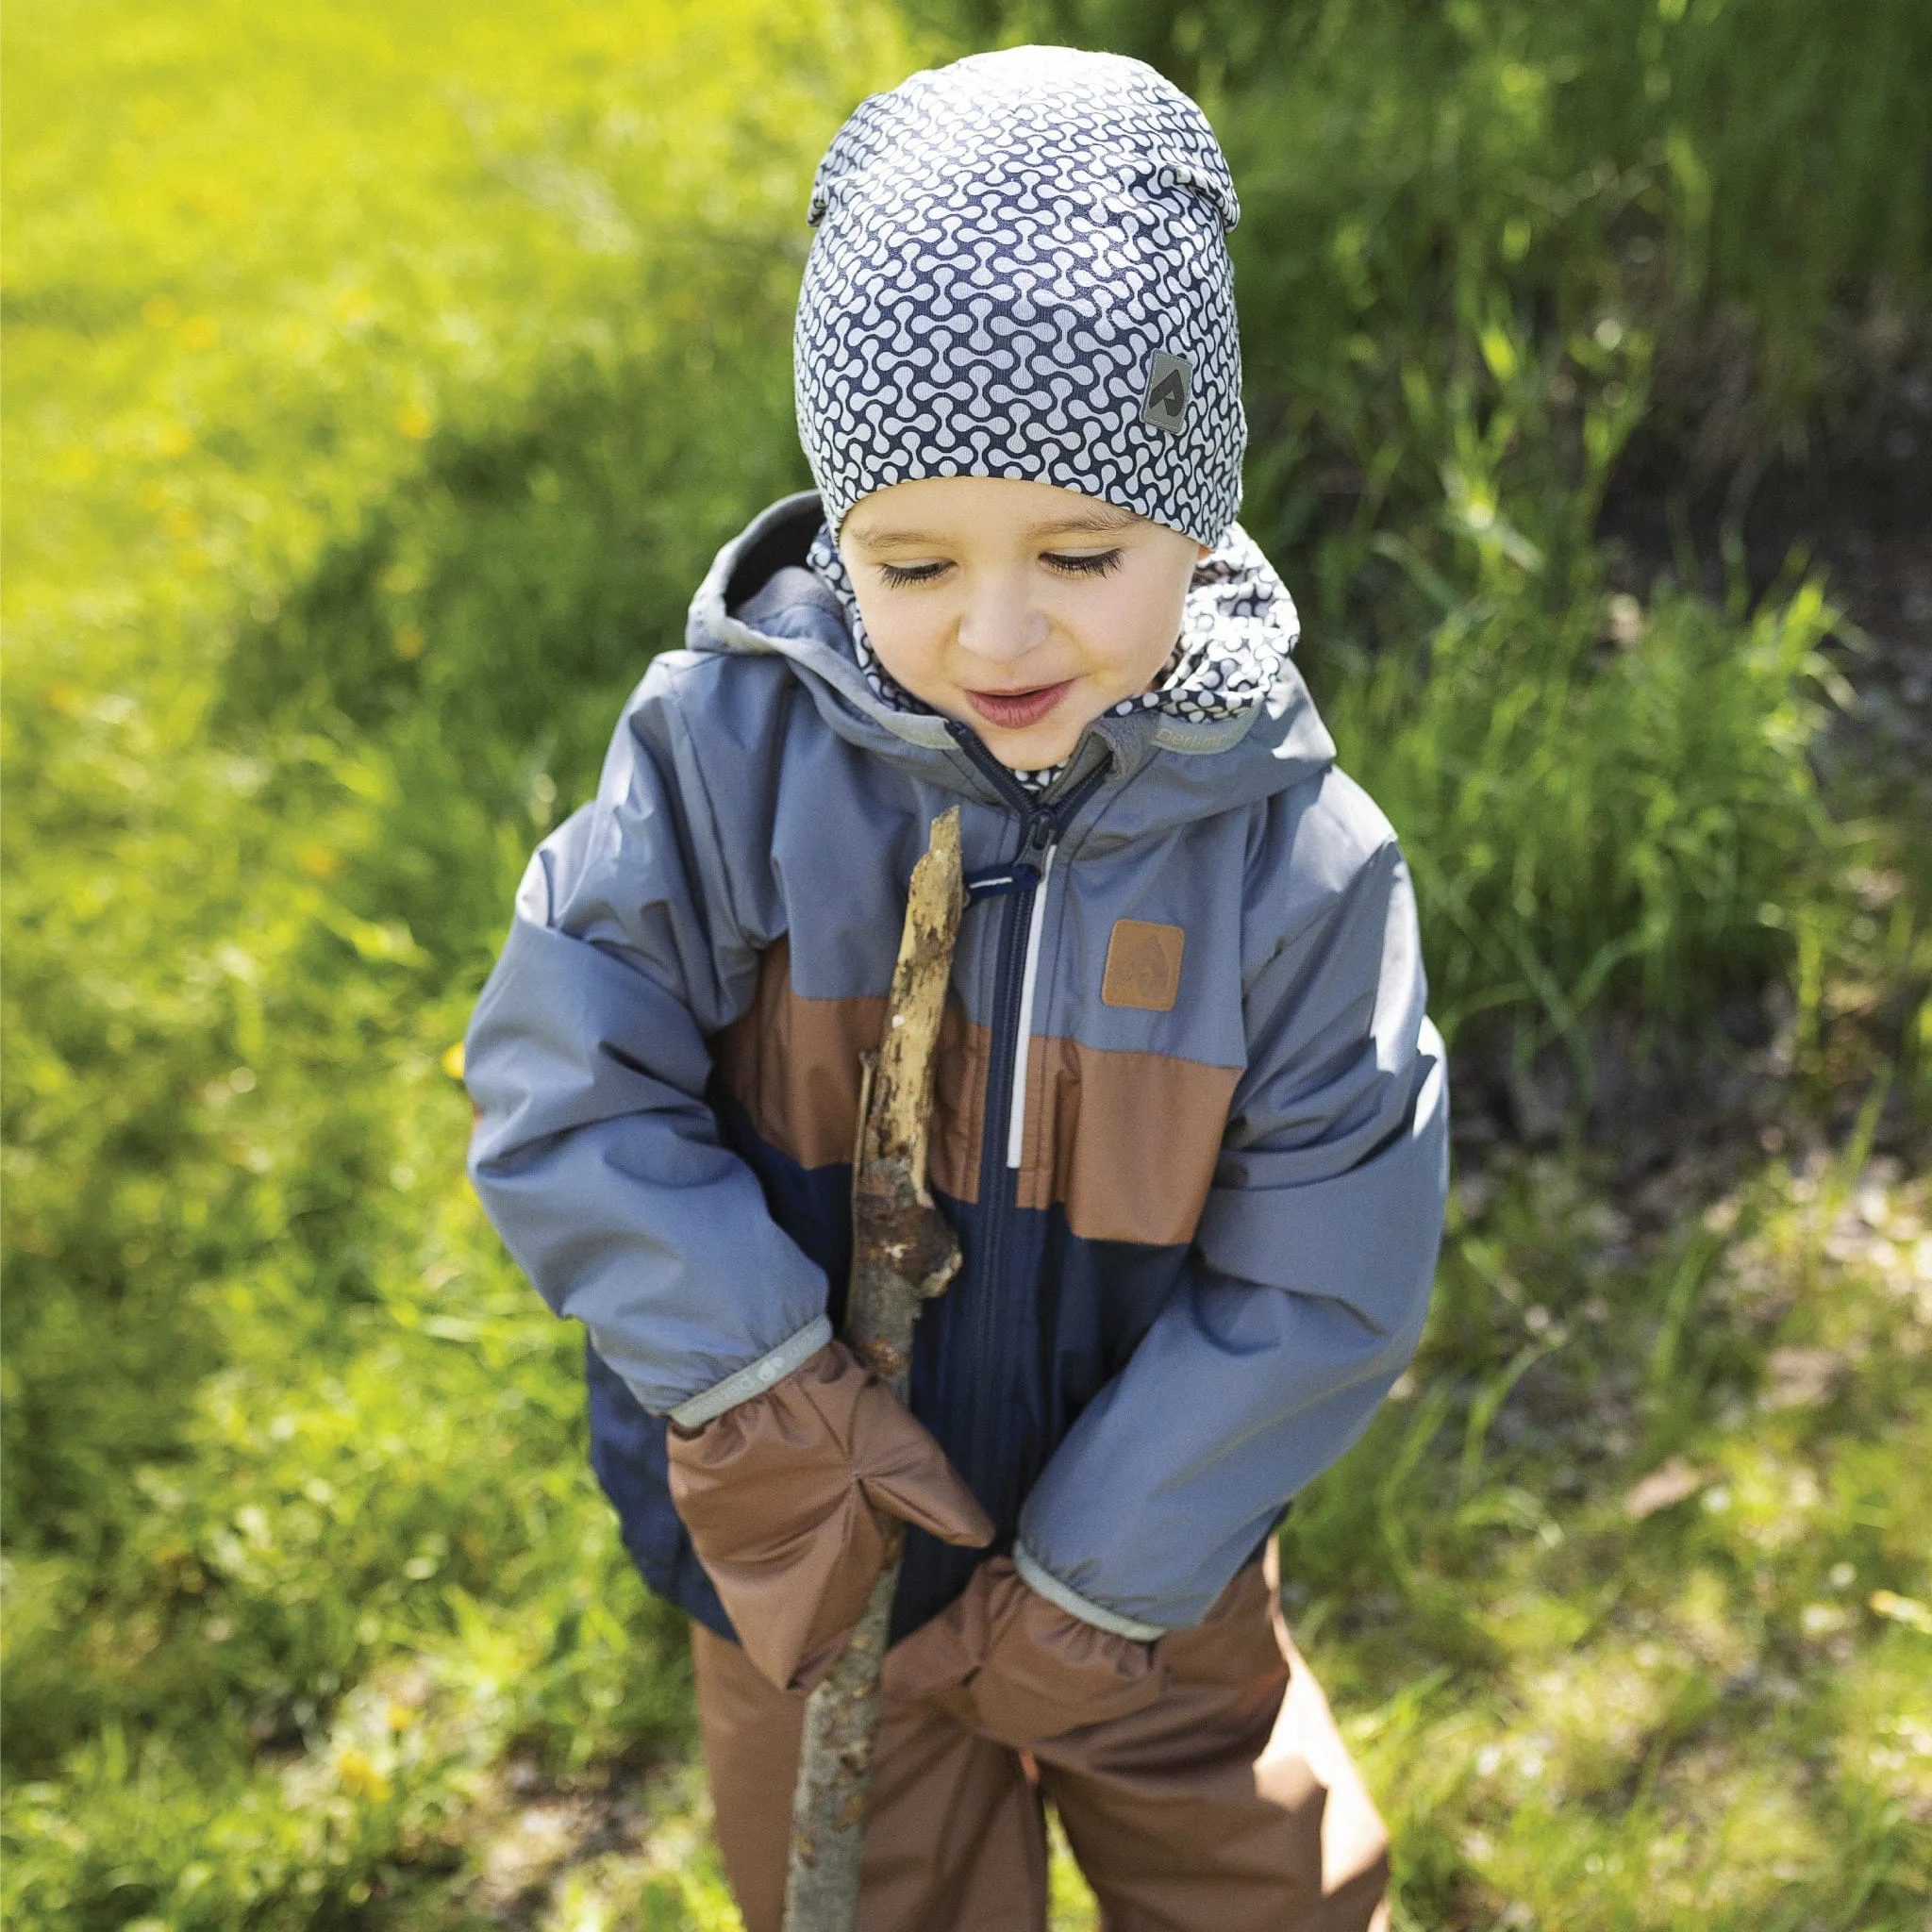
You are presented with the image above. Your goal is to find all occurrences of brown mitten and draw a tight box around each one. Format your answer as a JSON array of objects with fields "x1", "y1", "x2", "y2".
[
  {"x1": 666, "y1": 1341, "x2": 992, "y2": 1693},
  {"x1": 881, "y1": 1557, "x2": 1165, "y2": 1745}
]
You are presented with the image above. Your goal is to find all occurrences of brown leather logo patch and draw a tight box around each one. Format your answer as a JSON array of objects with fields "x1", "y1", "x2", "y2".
[{"x1": 1101, "y1": 920, "x2": 1186, "y2": 1012}]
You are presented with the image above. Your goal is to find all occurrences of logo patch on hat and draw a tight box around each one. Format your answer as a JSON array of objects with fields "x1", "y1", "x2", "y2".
[
  {"x1": 1140, "y1": 351, "x2": 1192, "y2": 435},
  {"x1": 1102, "y1": 919, "x2": 1186, "y2": 1012}
]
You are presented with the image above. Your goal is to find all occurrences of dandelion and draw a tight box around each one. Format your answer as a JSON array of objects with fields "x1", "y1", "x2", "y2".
[
  {"x1": 396, "y1": 402, "x2": 433, "y2": 441},
  {"x1": 337, "y1": 1746, "x2": 392, "y2": 1803},
  {"x1": 179, "y1": 314, "x2": 219, "y2": 350}
]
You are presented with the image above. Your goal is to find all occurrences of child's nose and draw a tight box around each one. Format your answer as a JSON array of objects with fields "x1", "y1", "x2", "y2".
[{"x1": 956, "y1": 576, "x2": 1049, "y2": 668}]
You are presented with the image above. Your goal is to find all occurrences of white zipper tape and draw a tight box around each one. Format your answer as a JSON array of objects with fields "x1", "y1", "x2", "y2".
[{"x1": 1006, "y1": 844, "x2": 1055, "y2": 1171}]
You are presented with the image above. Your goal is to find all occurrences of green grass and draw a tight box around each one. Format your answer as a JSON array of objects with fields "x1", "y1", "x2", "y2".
[
  {"x1": 2, "y1": 1, "x2": 914, "y2": 1921},
  {"x1": 1291, "y1": 1139, "x2": 1932, "y2": 1928},
  {"x1": 4, "y1": 1, "x2": 1929, "y2": 1926}
]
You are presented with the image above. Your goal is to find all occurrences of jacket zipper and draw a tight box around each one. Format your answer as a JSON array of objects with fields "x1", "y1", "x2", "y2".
[{"x1": 950, "y1": 727, "x2": 1110, "y2": 1510}]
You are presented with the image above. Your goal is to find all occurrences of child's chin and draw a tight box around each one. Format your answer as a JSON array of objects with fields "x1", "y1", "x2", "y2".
[
  {"x1": 976, "y1": 704, "x2": 1108, "y2": 773},
  {"x1": 986, "y1": 725, "x2": 1083, "y2": 772}
]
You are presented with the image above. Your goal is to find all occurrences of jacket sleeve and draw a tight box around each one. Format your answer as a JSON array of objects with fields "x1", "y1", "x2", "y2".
[
  {"x1": 463, "y1": 669, "x2": 832, "y2": 1424},
  {"x1": 1013, "y1": 775, "x2": 1449, "y2": 1637}
]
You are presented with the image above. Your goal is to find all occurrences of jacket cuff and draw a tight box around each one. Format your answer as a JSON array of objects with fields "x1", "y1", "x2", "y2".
[
  {"x1": 1013, "y1": 1542, "x2": 1167, "y2": 1642},
  {"x1": 662, "y1": 1317, "x2": 833, "y2": 1429}
]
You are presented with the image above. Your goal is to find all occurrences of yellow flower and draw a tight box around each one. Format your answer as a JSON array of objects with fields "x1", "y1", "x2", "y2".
[
  {"x1": 154, "y1": 422, "x2": 193, "y2": 458},
  {"x1": 441, "y1": 1041, "x2": 465, "y2": 1080},
  {"x1": 396, "y1": 402, "x2": 433, "y2": 441},
  {"x1": 337, "y1": 1746, "x2": 392, "y2": 1803},
  {"x1": 392, "y1": 625, "x2": 425, "y2": 659},
  {"x1": 179, "y1": 314, "x2": 219, "y2": 351}
]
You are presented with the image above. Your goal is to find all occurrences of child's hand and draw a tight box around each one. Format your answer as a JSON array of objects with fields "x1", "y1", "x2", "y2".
[
  {"x1": 666, "y1": 1341, "x2": 992, "y2": 1694},
  {"x1": 880, "y1": 1557, "x2": 1165, "y2": 1746}
]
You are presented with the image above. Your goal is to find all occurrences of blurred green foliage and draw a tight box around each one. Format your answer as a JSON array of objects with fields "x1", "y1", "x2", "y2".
[
  {"x1": 3, "y1": 0, "x2": 1928, "y2": 1925},
  {"x1": 944, "y1": 0, "x2": 1932, "y2": 452},
  {"x1": 945, "y1": 0, "x2": 1932, "y2": 1067}
]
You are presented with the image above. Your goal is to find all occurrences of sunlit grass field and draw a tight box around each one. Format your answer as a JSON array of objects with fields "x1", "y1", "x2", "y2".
[{"x1": 4, "y1": 2, "x2": 1929, "y2": 1926}]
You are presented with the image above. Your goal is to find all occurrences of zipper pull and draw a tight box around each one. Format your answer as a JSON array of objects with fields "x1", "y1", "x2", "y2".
[
  {"x1": 964, "y1": 863, "x2": 1041, "y2": 904},
  {"x1": 1024, "y1": 809, "x2": 1056, "y2": 853}
]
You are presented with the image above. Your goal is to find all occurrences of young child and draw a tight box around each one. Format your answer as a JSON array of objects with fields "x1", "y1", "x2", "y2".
[{"x1": 466, "y1": 44, "x2": 1447, "y2": 1932}]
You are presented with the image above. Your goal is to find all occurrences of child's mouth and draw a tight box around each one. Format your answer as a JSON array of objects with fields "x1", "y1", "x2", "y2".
[{"x1": 966, "y1": 680, "x2": 1073, "y2": 730}]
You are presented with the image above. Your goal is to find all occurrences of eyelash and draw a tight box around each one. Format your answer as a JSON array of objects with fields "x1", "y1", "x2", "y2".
[
  {"x1": 1048, "y1": 548, "x2": 1124, "y2": 579},
  {"x1": 874, "y1": 549, "x2": 1125, "y2": 589}
]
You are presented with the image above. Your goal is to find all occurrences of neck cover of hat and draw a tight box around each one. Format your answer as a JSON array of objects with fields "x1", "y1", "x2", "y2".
[{"x1": 794, "y1": 45, "x2": 1246, "y2": 549}]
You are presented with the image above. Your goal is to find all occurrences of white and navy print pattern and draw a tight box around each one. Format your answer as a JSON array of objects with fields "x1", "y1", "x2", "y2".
[
  {"x1": 806, "y1": 518, "x2": 1298, "y2": 794},
  {"x1": 794, "y1": 45, "x2": 1247, "y2": 549}
]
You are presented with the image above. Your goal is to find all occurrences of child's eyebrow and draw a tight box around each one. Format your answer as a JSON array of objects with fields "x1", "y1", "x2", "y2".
[
  {"x1": 846, "y1": 508, "x2": 1140, "y2": 549},
  {"x1": 845, "y1": 524, "x2": 949, "y2": 550},
  {"x1": 1024, "y1": 508, "x2": 1139, "y2": 538}
]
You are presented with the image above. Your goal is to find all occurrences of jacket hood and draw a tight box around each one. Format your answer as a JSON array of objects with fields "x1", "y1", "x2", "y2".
[{"x1": 683, "y1": 491, "x2": 1335, "y2": 832}]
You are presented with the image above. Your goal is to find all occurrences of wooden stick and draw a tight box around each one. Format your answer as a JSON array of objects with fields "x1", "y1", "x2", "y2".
[{"x1": 782, "y1": 808, "x2": 966, "y2": 1932}]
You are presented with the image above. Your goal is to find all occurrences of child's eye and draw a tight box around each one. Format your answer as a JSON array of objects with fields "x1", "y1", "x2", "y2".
[
  {"x1": 875, "y1": 560, "x2": 952, "y2": 588},
  {"x1": 1042, "y1": 548, "x2": 1124, "y2": 579}
]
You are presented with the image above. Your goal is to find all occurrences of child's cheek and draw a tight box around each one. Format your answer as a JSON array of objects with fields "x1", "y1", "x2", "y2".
[
  {"x1": 1082, "y1": 583, "x2": 1179, "y2": 695},
  {"x1": 871, "y1": 609, "x2": 957, "y2": 709}
]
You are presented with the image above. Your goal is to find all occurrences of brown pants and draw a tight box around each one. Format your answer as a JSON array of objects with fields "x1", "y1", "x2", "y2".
[{"x1": 691, "y1": 1549, "x2": 1391, "y2": 1932}]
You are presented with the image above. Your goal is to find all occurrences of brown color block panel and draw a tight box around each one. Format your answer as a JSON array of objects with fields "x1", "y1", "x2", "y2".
[
  {"x1": 711, "y1": 943, "x2": 1236, "y2": 1241},
  {"x1": 710, "y1": 939, "x2": 884, "y2": 1172},
  {"x1": 927, "y1": 1003, "x2": 989, "y2": 1208},
  {"x1": 1015, "y1": 1036, "x2": 1239, "y2": 1246},
  {"x1": 1102, "y1": 919, "x2": 1187, "y2": 1012},
  {"x1": 710, "y1": 940, "x2": 987, "y2": 1205}
]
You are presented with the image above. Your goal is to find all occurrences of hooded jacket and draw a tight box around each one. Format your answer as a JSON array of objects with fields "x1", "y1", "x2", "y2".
[{"x1": 464, "y1": 491, "x2": 1449, "y2": 1644}]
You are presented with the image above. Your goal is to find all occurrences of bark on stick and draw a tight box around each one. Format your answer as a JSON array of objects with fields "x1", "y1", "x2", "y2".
[{"x1": 782, "y1": 808, "x2": 966, "y2": 1932}]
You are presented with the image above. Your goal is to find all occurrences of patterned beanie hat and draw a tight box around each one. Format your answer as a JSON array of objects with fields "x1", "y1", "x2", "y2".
[{"x1": 794, "y1": 46, "x2": 1246, "y2": 547}]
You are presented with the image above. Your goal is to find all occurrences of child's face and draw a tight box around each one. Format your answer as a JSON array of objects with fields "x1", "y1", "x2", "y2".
[{"x1": 839, "y1": 475, "x2": 1208, "y2": 771}]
